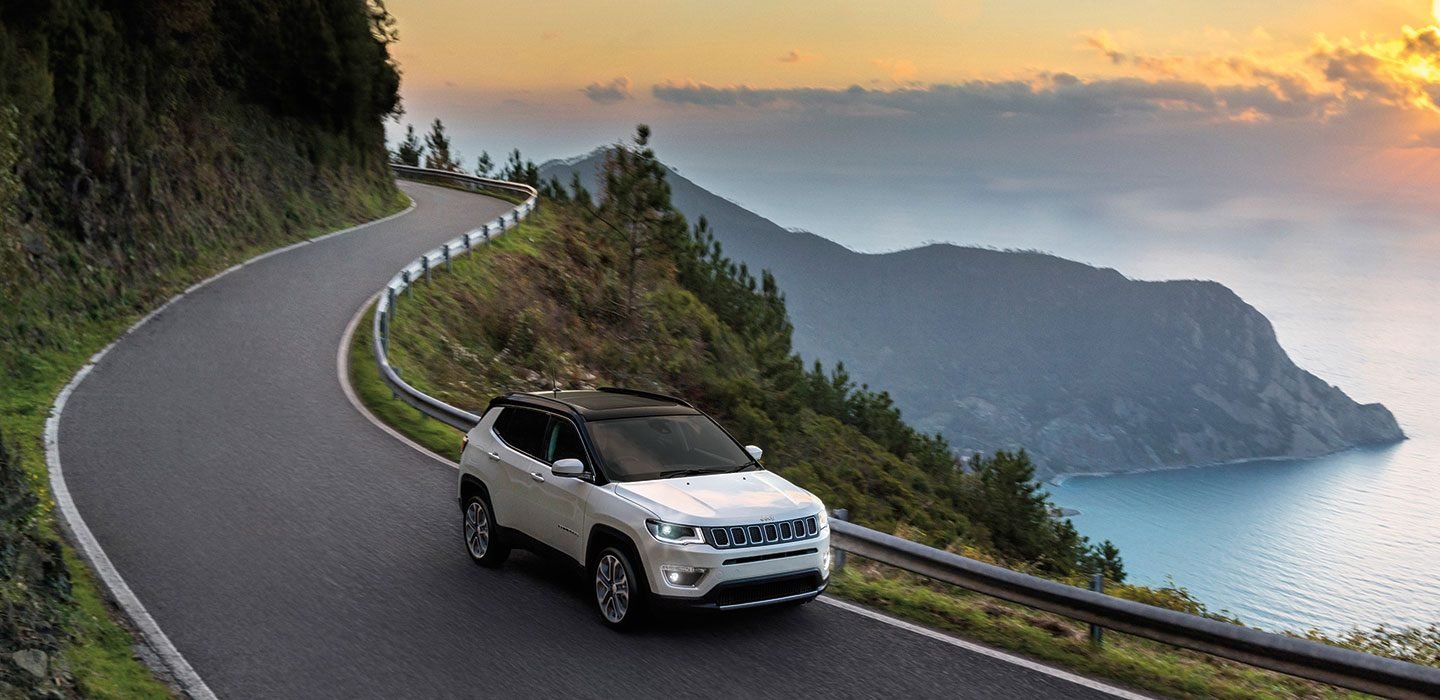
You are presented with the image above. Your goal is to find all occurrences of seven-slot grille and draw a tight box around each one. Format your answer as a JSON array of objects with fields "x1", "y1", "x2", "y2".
[{"x1": 708, "y1": 515, "x2": 819, "y2": 549}]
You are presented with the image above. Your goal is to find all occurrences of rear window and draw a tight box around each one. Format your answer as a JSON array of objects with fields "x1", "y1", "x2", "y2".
[
  {"x1": 492, "y1": 407, "x2": 548, "y2": 460},
  {"x1": 587, "y1": 414, "x2": 751, "y2": 482}
]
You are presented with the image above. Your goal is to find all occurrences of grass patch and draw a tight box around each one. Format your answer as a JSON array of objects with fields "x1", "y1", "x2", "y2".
[
  {"x1": 830, "y1": 564, "x2": 1366, "y2": 699},
  {"x1": 349, "y1": 305, "x2": 463, "y2": 462}
]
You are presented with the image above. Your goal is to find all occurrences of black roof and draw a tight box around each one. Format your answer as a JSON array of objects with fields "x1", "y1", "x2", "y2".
[{"x1": 489, "y1": 387, "x2": 699, "y2": 421}]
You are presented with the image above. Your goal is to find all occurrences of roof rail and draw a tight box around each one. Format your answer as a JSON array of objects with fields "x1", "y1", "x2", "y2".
[{"x1": 597, "y1": 386, "x2": 693, "y2": 408}]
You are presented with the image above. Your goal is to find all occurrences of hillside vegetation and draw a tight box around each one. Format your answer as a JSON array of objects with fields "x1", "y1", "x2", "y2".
[
  {"x1": 0, "y1": 1, "x2": 403, "y2": 695},
  {"x1": 382, "y1": 128, "x2": 1118, "y2": 580}
]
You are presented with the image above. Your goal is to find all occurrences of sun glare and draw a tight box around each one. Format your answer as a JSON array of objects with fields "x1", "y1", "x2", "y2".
[{"x1": 1434, "y1": 0, "x2": 1440, "y2": 23}]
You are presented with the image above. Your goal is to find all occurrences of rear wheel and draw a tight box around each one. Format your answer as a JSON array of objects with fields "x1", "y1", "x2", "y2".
[
  {"x1": 592, "y1": 546, "x2": 647, "y2": 629},
  {"x1": 462, "y1": 494, "x2": 509, "y2": 567}
]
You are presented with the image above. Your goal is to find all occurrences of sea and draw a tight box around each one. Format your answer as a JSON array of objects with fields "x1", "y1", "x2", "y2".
[{"x1": 693, "y1": 169, "x2": 1440, "y2": 634}]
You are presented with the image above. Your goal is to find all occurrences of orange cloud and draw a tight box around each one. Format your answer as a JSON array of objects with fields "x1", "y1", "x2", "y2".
[
  {"x1": 872, "y1": 58, "x2": 917, "y2": 81},
  {"x1": 779, "y1": 49, "x2": 814, "y2": 64}
]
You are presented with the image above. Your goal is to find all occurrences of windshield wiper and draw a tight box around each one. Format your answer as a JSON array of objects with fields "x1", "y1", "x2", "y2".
[
  {"x1": 727, "y1": 462, "x2": 759, "y2": 473},
  {"x1": 659, "y1": 468, "x2": 715, "y2": 478}
]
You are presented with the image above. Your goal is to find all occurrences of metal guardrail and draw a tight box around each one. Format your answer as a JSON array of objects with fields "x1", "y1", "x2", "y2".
[
  {"x1": 830, "y1": 519, "x2": 1440, "y2": 699},
  {"x1": 378, "y1": 164, "x2": 1440, "y2": 699},
  {"x1": 374, "y1": 165, "x2": 537, "y2": 430}
]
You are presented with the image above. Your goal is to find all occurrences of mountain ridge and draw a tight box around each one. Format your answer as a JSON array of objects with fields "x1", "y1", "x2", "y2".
[{"x1": 540, "y1": 151, "x2": 1404, "y2": 477}]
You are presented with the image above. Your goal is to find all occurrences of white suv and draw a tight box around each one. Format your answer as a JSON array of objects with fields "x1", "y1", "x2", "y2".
[{"x1": 457, "y1": 388, "x2": 831, "y2": 628}]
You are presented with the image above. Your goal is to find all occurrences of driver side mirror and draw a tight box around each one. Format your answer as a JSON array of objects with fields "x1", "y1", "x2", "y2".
[
  {"x1": 552, "y1": 458, "x2": 586, "y2": 477},
  {"x1": 745, "y1": 445, "x2": 763, "y2": 462}
]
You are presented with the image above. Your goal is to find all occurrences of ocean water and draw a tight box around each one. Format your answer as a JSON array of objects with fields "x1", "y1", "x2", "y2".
[{"x1": 689, "y1": 170, "x2": 1440, "y2": 634}]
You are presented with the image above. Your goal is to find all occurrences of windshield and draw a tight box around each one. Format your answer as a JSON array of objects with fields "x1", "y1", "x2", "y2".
[{"x1": 587, "y1": 414, "x2": 754, "y2": 482}]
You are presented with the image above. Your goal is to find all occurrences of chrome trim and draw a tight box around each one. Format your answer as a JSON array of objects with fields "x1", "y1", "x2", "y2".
[
  {"x1": 715, "y1": 588, "x2": 822, "y2": 610},
  {"x1": 708, "y1": 515, "x2": 821, "y2": 550}
]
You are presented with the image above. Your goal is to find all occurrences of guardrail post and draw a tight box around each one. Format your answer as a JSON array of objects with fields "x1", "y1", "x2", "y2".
[
  {"x1": 462, "y1": 232, "x2": 471, "y2": 251},
  {"x1": 1090, "y1": 573, "x2": 1104, "y2": 646},
  {"x1": 443, "y1": 243, "x2": 451, "y2": 270},
  {"x1": 832, "y1": 508, "x2": 849, "y2": 572},
  {"x1": 391, "y1": 366, "x2": 400, "y2": 399},
  {"x1": 422, "y1": 255, "x2": 430, "y2": 281},
  {"x1": 379, "y1": 310, "x2": 389, "y2": 356},
  {"x1": 387, "y1": 287, "x2": 396, "y2": 316},
  {"x1": 402, "y1": 270, "x2": 411, "y2": 297},
  {"x1": 482, "y1": 223, "x2": 490, "y2": 241}
]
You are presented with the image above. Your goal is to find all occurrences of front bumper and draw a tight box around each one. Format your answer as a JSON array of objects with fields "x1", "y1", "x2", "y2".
[{"x1": 640, "y1": 528, "x2": 831, "y2": 608}]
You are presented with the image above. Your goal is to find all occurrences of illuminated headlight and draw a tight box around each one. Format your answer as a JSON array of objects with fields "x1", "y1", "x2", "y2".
[
  {"x1": 646, "y1": 520, "x2": 705, "y2": 545},
  {"x1": 661, "y1": 564, "x2": 708, "y2": 587},
  {"x1": 816, "y1": 508, "x2": 829, "y2": 531}
]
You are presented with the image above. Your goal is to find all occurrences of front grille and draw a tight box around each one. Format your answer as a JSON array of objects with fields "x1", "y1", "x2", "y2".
[
  {"x1": 714, "y1": 572, "x2": 821, "y2": 607},
  {"x1": 708, "y1": 515, "x2": 819, "y2": 549}
]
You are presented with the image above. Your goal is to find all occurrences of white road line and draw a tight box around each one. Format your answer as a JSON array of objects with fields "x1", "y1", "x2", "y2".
[
  {"x1": 818, "y1": 597, "x2": 1151, "y2": 699},
  {"x1": 335, "y1": 261, "x2": 1151, "y2": 700},
  {"x1": 46, "y1": 197, "x2": 417, "y2": 700},
  {"x1": 336, "y1": 294, "x2": 458, "y2": 469}
]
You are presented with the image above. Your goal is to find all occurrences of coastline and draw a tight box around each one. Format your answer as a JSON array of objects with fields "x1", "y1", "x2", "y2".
[{"x1": 1044, "y1": 439, "x2": 1406, "y2": 487}]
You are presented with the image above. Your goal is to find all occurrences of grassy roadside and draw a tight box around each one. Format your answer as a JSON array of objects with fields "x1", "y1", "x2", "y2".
[
  {"x1": 343, "y1": 195, "x2": 1377, "y2": 700},
  {"x1": 2, "y1": 189, "x2": 408, "y2": 698}
]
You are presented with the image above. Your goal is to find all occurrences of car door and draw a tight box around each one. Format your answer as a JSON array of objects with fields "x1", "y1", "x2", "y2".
[
  {"x1": 528, "y1": 416, "x2": 590, "y2": 561},
  {"x1": 489, "y1": 406, "x2": 551, "y2": 537}
]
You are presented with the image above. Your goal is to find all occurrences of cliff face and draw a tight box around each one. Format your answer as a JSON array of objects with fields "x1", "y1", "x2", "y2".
[{"x1": 542, "y1": 153, "x2": 1404, "y2": 477}]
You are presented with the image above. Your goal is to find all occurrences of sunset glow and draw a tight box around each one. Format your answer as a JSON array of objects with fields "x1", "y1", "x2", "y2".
[{"x1": 387, "y1": 1, "x2": 1440, "y2": 209}]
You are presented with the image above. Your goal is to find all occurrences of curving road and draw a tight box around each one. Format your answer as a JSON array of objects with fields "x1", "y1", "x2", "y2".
[{"x1": 58, "y1": 182, "x2": 1130, "y2": 698}]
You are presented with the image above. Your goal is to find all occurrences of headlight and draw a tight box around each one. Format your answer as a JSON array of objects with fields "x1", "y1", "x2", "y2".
[
  {"x1": 646, "y1": 520, "x2": 705, "y2": 545},
  {"x1": 816, "y1": 508, "x2": 829, "y2": 530}
]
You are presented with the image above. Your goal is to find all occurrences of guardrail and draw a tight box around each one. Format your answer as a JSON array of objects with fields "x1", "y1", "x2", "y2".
[
  {"x1": 378, "y1": 164, "x2": 1440, "y2": 699},
  {"x1": 374, "y1": 165, "x2": 538, "y2": 430}
]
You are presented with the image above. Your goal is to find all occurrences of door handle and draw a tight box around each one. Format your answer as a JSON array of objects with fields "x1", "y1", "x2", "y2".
[
  {"x1": 530, "y1": 471, "x2": 546, "y2": 483},
  {"x1": 487, "y1": 451, "x2": 501, "y2": 461}
]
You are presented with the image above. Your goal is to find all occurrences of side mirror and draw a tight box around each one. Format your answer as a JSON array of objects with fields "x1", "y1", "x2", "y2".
[
  {"x1": 745, "y1": 445, "x2": 763, "y2": 462},
  {"x1": 552, "y1": 458, "x2": 586, "y2": 477}
]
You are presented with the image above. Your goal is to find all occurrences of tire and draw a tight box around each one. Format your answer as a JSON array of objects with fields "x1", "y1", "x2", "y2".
[
  {"x1": 591, "y1": 545, "x2": 648, "y2": 629},
  {"x1": 462, "y1": 493, "x2": 509, "y2": 567}
]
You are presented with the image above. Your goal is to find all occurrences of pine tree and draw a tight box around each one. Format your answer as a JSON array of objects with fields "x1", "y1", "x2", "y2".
[
  {"x1": 475, "y1": 150, "x2": 493, "y2": 177},
  {"x1": 423, "y1": 118, "x2": 462, "y2": 171},
  {"x1": 391, "y1": 123, "x2": 423, "y2": 166},
  {"x1": 596, "y1": 125, "x2": 687, "y2": 323}
]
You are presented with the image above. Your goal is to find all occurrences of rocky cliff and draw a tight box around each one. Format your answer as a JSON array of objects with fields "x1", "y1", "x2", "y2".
[{"x1": 541, "y1": 153, "x2": 1404, "y2": 477}]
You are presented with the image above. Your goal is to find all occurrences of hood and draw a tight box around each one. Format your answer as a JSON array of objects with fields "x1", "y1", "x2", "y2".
[{"x1": 612, "y1": 470, "x2": 821, "y2": 524}]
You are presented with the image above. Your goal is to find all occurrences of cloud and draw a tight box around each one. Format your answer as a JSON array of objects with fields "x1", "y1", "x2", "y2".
[
  {"x1": 1081, "y1": 24, "x2": 1440, "y2": 115},
  {"x1": 652, "y1": 74, "x2": 1335, "y2": 125},
  {"x1": 779, "y1": 49, "x2": 812, "y2": 64},
  {"x1": 872, "y1": 58, "x2": 918, "y2": 81},
  {"x1": 582, "y1": 77, "x2": 632, "y2": 104}
]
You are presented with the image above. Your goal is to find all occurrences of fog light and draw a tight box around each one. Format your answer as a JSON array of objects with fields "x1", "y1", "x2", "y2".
[
  {"x1": 822, "y1": 547, "x2": 833, "y2": 576},
  {"x1": 661, "y1": 564, "x2": 708, "y2": 587}
]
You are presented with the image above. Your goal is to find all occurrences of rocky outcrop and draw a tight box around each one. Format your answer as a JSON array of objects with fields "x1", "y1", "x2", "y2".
[{"x1": 541, "y1": 153, "x2": 1405, "y2": 477}]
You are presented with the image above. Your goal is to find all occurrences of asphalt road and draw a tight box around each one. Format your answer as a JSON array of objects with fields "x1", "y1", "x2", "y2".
[{"x1": 59, "y1": 181, "x2": 1123, "y2": 698}]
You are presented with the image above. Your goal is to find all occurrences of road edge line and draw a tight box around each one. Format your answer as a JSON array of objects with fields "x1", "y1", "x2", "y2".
[
  {"x1": 336, "y1": 295, "x2": 458, "y2": 469},
  {"x1": 45, "y1": 196, "x2": 418, "y2": 699},
  {"x1": 817, "y1": 597, "x2": 1150, "y2": 699}
]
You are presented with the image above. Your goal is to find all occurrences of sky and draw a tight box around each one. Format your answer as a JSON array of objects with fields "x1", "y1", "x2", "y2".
[{"x1": 386, "y1": 0, "x2": 1440, "y2": 254}]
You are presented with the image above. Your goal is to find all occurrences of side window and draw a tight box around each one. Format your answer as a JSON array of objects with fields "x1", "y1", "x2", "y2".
[
  {"x1": 545, "y1": 418, "x2": 587, "y2": 465},
  {"x1": 492, "y1": 407, "x2": 548, "y2": 460}
]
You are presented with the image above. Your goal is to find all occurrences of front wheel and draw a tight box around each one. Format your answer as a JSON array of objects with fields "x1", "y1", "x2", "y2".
[
  {"x1": 592, "y1": 546, "x2": 647, "y2": 629},
  {"x1": 462, "y1": 494, "x2": 509, "y2": 567}
]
